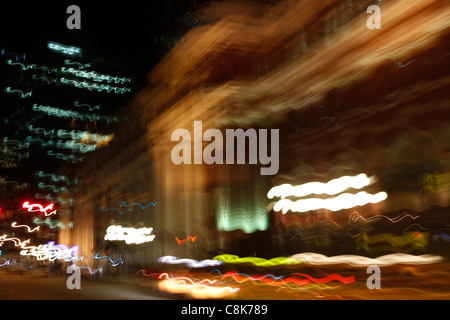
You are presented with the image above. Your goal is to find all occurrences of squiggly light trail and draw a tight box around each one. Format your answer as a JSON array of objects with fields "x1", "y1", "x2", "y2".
[
  {"x1": 0, "y1": 178, "x2": 28, "y2": 191},
  {"x1": 136, "y1": 268, "x2": 160, "y2": 278},
  {"x1": 158, "y1": 273, "x2": 217, "y2": 285},
  {"x1": 32, "y1": 217, "x2": 73, "y2": 230},
  {"x1": 73, "y1": 101, "x2": 101, "y2": 111},
  {"x1": 35, "y1": 171, "x2": 78, "y2": 185},
  {"x1": 356, "y1": 232, "x2": 429, "y2": 253},
  {"x1": 32, "y1": 74, "x2": 59, "y2": 84},
  {"x1": 38, "y1": 182, "x2": 69, "y2": 193},
  {"x1": 6, "y1": 60, "x2": 58, "y2": 73},
  {"x1": 288, "y1": 252, "x2": 443, "y2": 266},
  {"x1": 213, "y1": 254, "x2": 302, "y2": 267},
  {"x1": 60, "y1": 77, "x2": 131, "y2": 93},
  {"x1": 47, "y1": 150, "x2": 85, "y2": 162},
  {"x1": 0, "y1": 259, "x2": 10, "y2": 267},
  {"x1": 120, "y1": 201, "x2": 157, "y2": 210},
  {"x1": 11, "y1": 222, "x2": 40, "y2": 232},
  {"x1": 157, "y1": 273, "x2": 239, "y2": 299},
  {"x1": 61, "y1": 67, "x2": 131, "y2": 84},
  {"x1": 175, "y1": 235, "x2": 197, "y2": 245},
  {"x1": 0, "y1": 235, "x2": 33, "y2": 250},
  {"x1": 2, "y1": 137, "x2": 30, "y2": 149},
  {"x1": 4, "y1": 87, "x2": 32, "y2": 98},
  {"x1": 22, "y1": 201, "x2": 56, "y2": 216},
  {"x1": 158, "y1": 256, "x2": 223, "y2": 268},
  {"x1": 218, "y1": 271, "x2": 354, "y2": 286},
  {"x1": 32, "y1": 104, "x2": 120, "y2": 123},
  {"x1": 211, "y1": 270, "x2": 285, "y2": 282},
  {"x1": 349, "y1": 212, "x2": 420, "y2": 224},
  {"x1": 64, "y1": 60, "x2": 91, "y2": 69},
  {"x1": 94, "y1": 253, "x2": 124, "y2": 266}
]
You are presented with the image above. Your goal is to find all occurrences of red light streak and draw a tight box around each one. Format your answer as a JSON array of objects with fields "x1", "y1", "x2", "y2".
[
  {"x1": 175, "y1": 235, "x2": 197, "y2": 245},
  {"x1": 22, "y1": 201, "x2": 56, "y2": 216},
  {"x1": 413, "y1": 232, "x2": 422, "y2": 239},
  {"x1": 291, "y1": 273, "x2": 355, "y2": 284},
  {"x1": 221, "y1": 271, "x2": 355, "y2": 286}
]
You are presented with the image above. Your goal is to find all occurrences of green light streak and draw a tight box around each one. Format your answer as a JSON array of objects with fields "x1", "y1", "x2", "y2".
[{"x1": 213, "y1": 254, "x2": 302, "y2": 267}]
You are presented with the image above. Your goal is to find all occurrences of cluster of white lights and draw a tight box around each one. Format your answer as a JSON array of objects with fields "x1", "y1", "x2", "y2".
[
  {"x1": 104, "y1": 225, "x2": 155, "y2": 244},
  {"x1": 47, "y1": 42, "x2": 81, "y2": 56},
  {"x1": 19, "y1": 241, "x2": 80, "y2": 261}
]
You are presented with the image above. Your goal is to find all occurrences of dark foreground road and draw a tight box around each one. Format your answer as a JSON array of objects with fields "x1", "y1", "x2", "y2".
[{"x1": 0, "y1": 271, "x2": 170, "y2": 300}]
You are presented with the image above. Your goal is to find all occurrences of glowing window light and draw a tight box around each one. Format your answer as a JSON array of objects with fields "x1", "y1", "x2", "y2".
[
  {"x1": 104, "y1": 225, "x2": 155, "y2": 244},
  {"x1": 216, "y1": 207, "x2": 268, "y2": 233},
  {"x1": 216, "y1": 193, "x2": 268, "y2": 233},
  {"x1": 289, "y1": 252, "x2": 443, "y2": 267},
  {"x1": 273, "y1": 191, "x2": 388, "y2": 214},
  {"x1": 47, "y1": 41, "x2": 81, "y2": 56},
  {"x1": 158, "y1": 255, "x2": 223, "y2": 268},
  {"x1": 267, "y1": 173, "x2": 372, "y2": 199}
]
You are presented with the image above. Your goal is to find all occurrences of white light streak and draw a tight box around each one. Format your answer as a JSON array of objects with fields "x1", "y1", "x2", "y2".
[
  {"x1": 273, "y1": 191, "x2": 388, "y2": 213},
  {"x1": 268, "y1": 173, "x2": 372, "y2": 199},
  {"x1": 289, "y1": 252, "x2": 443, "y2": 267},
  {"x1": 158, "y1": 255, "x2": 223, "y2": 268},
  {"x1": 11, "y1": 222, "x2": 40, "y2": 232}
]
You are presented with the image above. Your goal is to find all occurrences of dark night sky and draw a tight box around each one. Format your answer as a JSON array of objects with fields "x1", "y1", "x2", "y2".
[
  {"x1": 0, "y1": 0, "x2": 214, "y2": 201},
  {"x1": 0, "y1": 1, "x2": 211, "y2": 82}
]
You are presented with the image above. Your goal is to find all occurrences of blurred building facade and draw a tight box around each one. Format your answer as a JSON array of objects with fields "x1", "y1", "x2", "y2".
[{"x1": 58, "y1": 0, "x2": 450, "y2": 270}]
